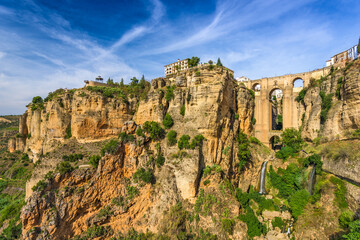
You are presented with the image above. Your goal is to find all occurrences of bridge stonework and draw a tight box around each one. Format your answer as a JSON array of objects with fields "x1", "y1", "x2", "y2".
[{"x1": 244, "y1": 67, "x2": 331, "y2": 147}]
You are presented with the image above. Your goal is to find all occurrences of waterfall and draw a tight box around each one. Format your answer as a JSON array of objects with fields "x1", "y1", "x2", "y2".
[
  {"x1": 259, "y1": 161, "x2": 267, "y2": 195},
  {"x1": 308, "y1": 165, "x2": 316, "y2": 195}
]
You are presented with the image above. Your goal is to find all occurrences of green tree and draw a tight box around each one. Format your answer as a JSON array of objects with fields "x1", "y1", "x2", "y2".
[
  {"x1": 120, "y1": 78, "x2": 124, "y2": 87},
  {"x1": 237, "y1": 131, "x2": 251, "y2": 171},
  {"x1": 180, "y1": 105, "x2": 185, "y2": 116},
  {"x1": 163, "y1": 113, "x2": 174, "y2": 129},
  {"x1": 216, "y1": 58, "x2": 223, "y2": 66},
  {"x1": 142, "y1": 121, "x2": 165, "y2": 140},
  {"x1": 208, "y1": 60, "x2": 213, "y2": 65},
  {"x1": 32, "y1": 96, "x2": 43, "y2": 104},
  {"x1": 140, "y1": 75, "x2": 146, "y2": 89},
  {"x1": 89, "y1": 155, "x2": 101, "y2": 168},
  {"x1": 357, "y1": 38, "x2": 360, "y2": 55},
  {"x1": 130, "y1": 77, "x2": 139, "y2": 86},
  {"x1": 281, "y1": 128, "x2": 303, "y2": 152},
  {"x1": 342, "y1": 220, "x2": 360, "y2": 240},
  {"x1": 178, "y1": 135, "x2": 190, "y2": 150},
  {"x1": 187, "y1": 57, "x2": 200, "y2": 67},
  {"x1": 167, "y1": 130, "x2": 177, "y2": 146},
  {"x1": 56, "y1": 161, "x2": 74, "y2": 175}
]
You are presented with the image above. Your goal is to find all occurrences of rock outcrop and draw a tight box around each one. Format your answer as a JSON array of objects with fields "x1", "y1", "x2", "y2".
[
  {"x1": 14, "y1": 90, "x2": 136, "y2": 161},
  {"x1": 301, "y1": 59, "x2": 360, "y2": 141},
  {"x1": 20, "y1": 65, "x2": 258, "y2": 239}
]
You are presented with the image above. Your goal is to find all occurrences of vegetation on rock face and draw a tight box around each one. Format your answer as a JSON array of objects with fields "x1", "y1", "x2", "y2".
[
  {"x1": 31, "y1": 96, "x2": 44, "y2": 111},
  {"x1": 167, "y1": 130, "x2": 177, "y2": 146},
  {"x1": 178, "y1": 135, "x2": 190, "y2": 150},
  {"x1": 165, "y1": 85, "x2": 176, "y2": 102},
  {"x1": 180, "y1": 105, "x2": 185, "y2": 116},
  {"x1": 187, "y1": 57, "x2": 200, "y2": 67},
  {"x1": 320, "y1": 91, "x2": 333, "y2": 124},
  {"x1": 162, "y1": 113, "x2": 174, "y2": 129},
  {"x1": 85, "y1": 76, "x2": 150, "y2": 104},
  {"x1": 142, "y1": 121, "x2": 165, "y2": 140},
  {"x1": 295, "y1": 88, "x2": 307, "y2": 104},
  {"x1": 56, "y1": 161, "x2": 74, "y2": 175},
  {"x1": 237, "y1": 131, "x2": 251, "y2": 172},
  {"x1": 118, "y1": 132, "x2": 135, "y2": 142},
  {"x1": 88, "y1": 155, "x2": 101, "y2": 168},
  {"x1": 275, "y1": 128, "x2": 303, "y2": 160},
  {"x1": 303, "y1": 154, "x2": 322, "y2": 173},
  {"x1": 65, "y1": 126, "x2": 72, "y2": 139},
  {"x1": 101, "y1": 139, "x2": 120, "y2": 156},
  {"x1": 133, "y1": 168, "x2": 154, "y2": 184}
]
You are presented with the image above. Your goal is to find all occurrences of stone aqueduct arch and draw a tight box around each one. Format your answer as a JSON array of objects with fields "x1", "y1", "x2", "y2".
[{"x1": 245, "y1": 67, "x2": 331, "y2": 147}]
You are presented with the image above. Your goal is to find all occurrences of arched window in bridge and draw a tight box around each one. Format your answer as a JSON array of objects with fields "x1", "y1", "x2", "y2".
[
  {"x1": 252, "y1": 83, "x2": 261, "y2": 92},
  {"x1": 269, "y1": 136, "x2": 281, "y2": 150},
  {"x1": 293, "y1": 78, "x2": 304, "y2": 88}
]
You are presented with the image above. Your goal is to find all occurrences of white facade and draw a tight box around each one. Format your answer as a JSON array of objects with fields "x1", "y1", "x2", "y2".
[
  {"x1": 164, "y1": 59, "x2": 189, "y2": 76},
  {"x1": 236, "y1": 76, "x2": 251, "y2": 82}
]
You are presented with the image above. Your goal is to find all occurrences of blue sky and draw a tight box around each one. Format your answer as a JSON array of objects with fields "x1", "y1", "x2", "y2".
[{"x1": 0, "y1": 0, "x2": 360, "y2": 115}]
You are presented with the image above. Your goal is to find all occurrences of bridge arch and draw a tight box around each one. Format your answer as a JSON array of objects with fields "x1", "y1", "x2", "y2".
[
  {"x1": 252, "y1": 83, "x2": 261, "y2": 91},
  {"x1": 269, "y1": 135, "x2": 281, "y2": 150},
  {"x1": 269, "y1": 87, "x2": 283, "y2": 100},
  {"x1": 293, "y1": 78, "x2": 304, "y2": 88}
]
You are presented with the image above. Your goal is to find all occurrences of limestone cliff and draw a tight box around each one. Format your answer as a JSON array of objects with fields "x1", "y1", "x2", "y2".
[
  {"x1": 301, "y1": 59, "x2": 360, "y2": 185},
  {"x1": 20, "y1": 65, "x2": 261, "y2": 239},
  {"x1": 301, "y1": 59, "x2": 360, "y2": 141},
  {"x1": 13, "y1": 90, "x2": 136, "y2": 160}
]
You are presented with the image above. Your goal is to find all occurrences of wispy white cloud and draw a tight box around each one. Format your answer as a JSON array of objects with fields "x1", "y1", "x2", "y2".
[
  {"x1": 0, "y1": 0, "x2": 360, "y2": 115},
  {"x1": 0, "y1": 51, "x2": 5, "y2": 60}
]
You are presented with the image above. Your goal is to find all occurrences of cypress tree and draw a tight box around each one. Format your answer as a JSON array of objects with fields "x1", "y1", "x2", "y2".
[{"x1": 217, "y1": 58, "x2": 223, "y2": 66}]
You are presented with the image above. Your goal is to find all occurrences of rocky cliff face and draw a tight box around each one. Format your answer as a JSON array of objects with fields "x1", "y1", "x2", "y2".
[
  {"x1": 301, "y1": 59, "x2": 360, "y2": 185},
  {"x1": 13, "y1": 90, "x2": 136, "y2": 161},
  {"x1": 301, "y1": 59, "x2": 360, "y2": 141},
  {"x1": 19, "y1": 66, "x2": 260, "y2": 239}
]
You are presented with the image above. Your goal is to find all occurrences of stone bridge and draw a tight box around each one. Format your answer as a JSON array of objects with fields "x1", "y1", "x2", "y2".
[{"x1": 244, "y1": 67, "x2": 331, "y2": 147}]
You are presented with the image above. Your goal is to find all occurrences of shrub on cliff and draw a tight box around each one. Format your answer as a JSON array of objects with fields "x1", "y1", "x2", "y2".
[
  {"x1": 221, "y1": 218, "x2": 235, "y2": 234},
  {"x1": 101, "y1": 139, "x2": 120, "y2": 156},
  {"x1": 56, "y1": 161, "x2": 74, "y2": 175},
  {"x1": 342, "y1": 220, "x2": 360, "y2": 239},
  {"x1": 31, "y1": 96, "x2": 44, "y2": 111},
  {"x1": 239, "y1": 206, "x2": 266, "y2": 238},
  {"x1": 180, "y1": 105, "x2": 185, "y2": 116},
  {"x1": 190, "y1": 135, "x2": 205, "y2": 149},
  {"x1": 163, "y1": 113, "x2": 174, "y2": 129},
  {"x1": 275, "y1": 128, "x2": 303, "y2": 160},
  {"x1": 118, "y1": 132, "x2": 135, "y2": 142},
  {"x1": 65, "y1": 126, "x2": 72, "y2": 139},
  {"x1": 142, "y1": 121, "x2": 165, "y2": 140},
  {"x1": 89, "y1": 155, "x2": 101, "y2": 168},
  {"x1": 44, "y1": 89, "x2": 65, "y2": 102},
  {"x1": 289, "y1": 189, "x2": 309, "y2": 219},
  {"x1": 188, "y1": 57, "x2": 200, "y2": 67},
  {"x1": 320, "y1": 91, "x2": 333, "y2": 124},
  {"x1": 295, "y1": 88, "x2": 307, "y2": 104},
  {"x1": 31, "y1": 180, "x2": 47, "y2": 192},
  {"x1": 339, "y1": 210, "x2": 355, "y2": 229},
  {"x1": 165, "y1": 85, "x2": 176, "y2": 102},
  {"x1": 303, "y1": 154, "x2": 322, "y2": 173},
  {"x1": 167, "y1": 130, "x2": 177, "y2": 146},
  {"x1": 62, "y1": 153, "x2": 83, "y2": 162},
  {"x1": 237, "y1": 131, "x2": 251, "y2": 172},
  {"x1": 156, "y1": 154, "x2": 165, "y2": 167},
  {"x1": 178, "y1": 135, "x2": 190, "y2": 150},
  {"x1": 133, "y1": 168, "x2": 154, "y2": 184}
]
